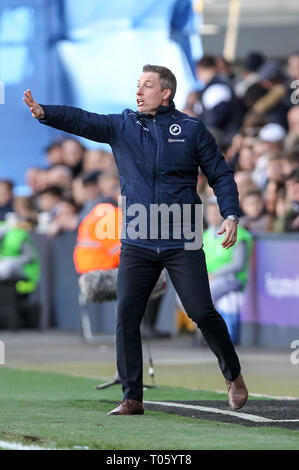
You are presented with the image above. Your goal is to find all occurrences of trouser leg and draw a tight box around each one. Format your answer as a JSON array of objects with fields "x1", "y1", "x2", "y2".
[
  {"x1": 163, "y1": 248, "x2": 241, "y2": 381},
  {"x1": 116, "y1": 244, "x2": 162, "y2": 401}
]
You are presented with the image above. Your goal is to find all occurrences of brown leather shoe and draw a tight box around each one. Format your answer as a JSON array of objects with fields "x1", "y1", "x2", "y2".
[
  {"x1": 226, "y1": 373, "x2": 248, "y2": 410},
  {"x1": 107, "y1": 399, "x2": 144, "y2": 416}
]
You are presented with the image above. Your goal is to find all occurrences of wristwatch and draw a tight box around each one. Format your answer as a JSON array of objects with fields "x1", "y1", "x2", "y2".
[{"x1": 226, "y1": 215, "x2": 239, "y2": 224}]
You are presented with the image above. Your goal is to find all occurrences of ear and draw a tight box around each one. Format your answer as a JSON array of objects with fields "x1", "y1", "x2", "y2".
[{"x1": 162, "y1": 88, "x2": 171, "y2": 101}]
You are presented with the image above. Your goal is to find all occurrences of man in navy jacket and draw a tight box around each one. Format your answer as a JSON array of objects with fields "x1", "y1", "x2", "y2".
[{"x1": 23, "y1": 64, "x2": 248, "y2": 414}]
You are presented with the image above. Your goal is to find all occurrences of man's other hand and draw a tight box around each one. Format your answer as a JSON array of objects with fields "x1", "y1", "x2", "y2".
[
  {"x1": 23, "y1": 89, "x2": 45, "y2": 119},
  {"x1": 218, "y1": 219, "x2": 238, "y2": 250}
]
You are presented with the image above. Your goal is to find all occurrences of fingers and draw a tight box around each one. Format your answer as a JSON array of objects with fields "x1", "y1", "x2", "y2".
[
  {"x1": 222, "y1": 235, "x2": 236, "y2": 250},
  {"x1": 219, "y1": 221, "x2": 238, "y2": 250},
  {"x1": 23, "y1": 89, "x2": 34, "y2": 107}
]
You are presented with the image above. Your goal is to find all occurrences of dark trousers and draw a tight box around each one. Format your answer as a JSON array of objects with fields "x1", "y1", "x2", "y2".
[{"x1": 116, "y1": 243, "x2": 241, "y2": 402}]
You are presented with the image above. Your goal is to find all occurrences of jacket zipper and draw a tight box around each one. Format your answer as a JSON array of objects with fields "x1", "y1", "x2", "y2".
[{"x1": 153, "y1": 117, "x2": 161, "y2": 253}]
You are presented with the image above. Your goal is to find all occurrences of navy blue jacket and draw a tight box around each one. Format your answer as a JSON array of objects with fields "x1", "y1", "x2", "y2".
[{"x1": 39, "y1": 101, "x2": 241, "y2": 251}]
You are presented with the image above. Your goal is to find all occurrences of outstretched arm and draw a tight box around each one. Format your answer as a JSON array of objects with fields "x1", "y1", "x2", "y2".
[{"x1": 23, "y1": 89, "x2": 115, "y2": 144}]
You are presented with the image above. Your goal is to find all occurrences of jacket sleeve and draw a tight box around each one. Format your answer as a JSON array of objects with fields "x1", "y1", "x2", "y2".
[
  {"x1": 38, "y1": 105, "x2": 116, "y2": 144},
  {"x1": 196, "y1": 121, "x2": 241, "y2": 218}
]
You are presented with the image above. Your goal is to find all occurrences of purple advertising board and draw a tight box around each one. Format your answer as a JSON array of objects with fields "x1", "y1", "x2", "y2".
[{"x1": 241, "y1": 238, "x2": 299, "y2": 326}]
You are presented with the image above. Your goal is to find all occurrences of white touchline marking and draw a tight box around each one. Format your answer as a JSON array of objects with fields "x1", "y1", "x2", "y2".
[
  {"x1": 271, "y1": 419, "x2": 299, "y2": 423},
  {"x1": 144, "y1": 401, "x2": 274, "y2": 423},
  {"x1": 144, "y1": 401, "x2": 299, "y2": 424}
]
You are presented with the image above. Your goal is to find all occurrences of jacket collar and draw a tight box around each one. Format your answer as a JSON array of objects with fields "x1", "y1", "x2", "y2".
[{"x1": 137, "y1": 101, "x2": 176, "y2": 120}]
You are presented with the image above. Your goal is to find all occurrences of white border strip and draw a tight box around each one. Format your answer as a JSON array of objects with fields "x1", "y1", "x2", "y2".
[{"x1": 0, "y1": 440, "x2": 55, "y2": 451}]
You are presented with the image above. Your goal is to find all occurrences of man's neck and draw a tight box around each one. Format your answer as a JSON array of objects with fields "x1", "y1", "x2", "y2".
[{"x1": 148, "y1": 100, "x2": 171, "y2": 116}]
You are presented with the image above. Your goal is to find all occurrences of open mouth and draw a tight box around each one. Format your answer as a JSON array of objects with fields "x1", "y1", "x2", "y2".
[{"x1": 137, "y1": 99, "x2": 144, "y2": 106}]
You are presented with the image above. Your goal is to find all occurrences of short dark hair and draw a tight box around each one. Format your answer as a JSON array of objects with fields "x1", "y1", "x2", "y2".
[
  {"x1": 142, "y1": 64, "x2": 177, "y2": 101},
  {"x1": 242, "y1": 189, "x2": 263, "y2": 200},
  {"x1": 0, "y1": 179, "x2": 14, "y2": 191},
  {"x1": 196, "y1": 55, "x2": 217, "y2": 69},
  {"x1": 38, "y1": 186, "x2": 63, "y2": 198}
]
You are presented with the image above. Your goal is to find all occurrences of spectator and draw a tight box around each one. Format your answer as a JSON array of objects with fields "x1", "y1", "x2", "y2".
[
  {"x1": 265, "y1": 151, "x2": 284, "y2": 184},
  {"x1": 272, "y1": 188, "x2": 290, "y2": 232},
  {"x1": 241, "y1": 112, "x2": 268, "y2": 134},
  {"x1": 251, "y1": 61, "x2": 290, "y2": 128},
  {"x1": 252, "y1": 123, "x2": 286, "y2": 189},
  {"x1": 284, "y1": 168, "x2": 299, "y2": 231},
  {"x1": 288, "y1": 51, "x2": 299, "y2": 81},
  {"x1": 78, "y1": 170, "x2": 103, "y2": 221},
  {"x1": 83, "y1": 149, "x2": 105, "y2": 173},
  {"x1": 26, "y1": 167, "x2": 48, "y2": 194},
  {"x1": 83, "y1": 149, "x2": 116, "y2": 174},
  {"x1": 36, "y1": 186, "x2": 63, "y2": 233},
  {"x1": 234, "y1": 171, "x2": 259, "y2": 204},
  {"x1": 0, "y1": 219, "x2": 40, "y2": 295},
  {"x1": 37, "y1": 186, "x2": 62, "y2": 213},
  {"x1": 235, "y1": 136, "x2": 258, "y2": 172},
  {"x1": 203, "y1": 199, "x2": 253, "y2": 303},
  {"x1": 243, "y1": 82, "x2": 268, "y2": 113},
  {"x1": 61, "y1": 138, "x2": 85, "y2": 178},
  {"x1": 46, "y1": 197, "x2": 79, "y2": 237},
  {"x1": 97, "y1": 171, "x2": 120, "y2": 205},
  {"x1": 45, "y1": 141, "x2": 64, "y2": 167},
  {"x1": 285, "y1": 105, "x2": 299, "y2": 151},
  {"x1": 239, "y1": 189, "x2": 272, "y2": 233},
  {"x1": 264, "y1": 180, "x2": 284, "y2": 216},
  {"x1": 0, "y1": 180, "x2": 14, "y2": 221},
  {"x1": 195, "y1": 55, "x2": 244, "y2": 144},
  {"x1": 47, "y1": 165, "x2": 73, "y2": 192},
  {"x1": 216, "y1": 56, "x2": 236, "y2": 86},
  {"x1": 13, "y1": 196, "x2": 36, "y2": 222},
  {"x1": 72, "y1": 177, "x2": 86, "y2": 208},
  {"x1": 181, "y1": 90, "x2": 200, "y2": 117},
  {"x1": 281, "y1": 150, "x2": 299, "y2": 178},
  {"x1": 235, "y1": 51, "x2": 265, "y2": 98}
]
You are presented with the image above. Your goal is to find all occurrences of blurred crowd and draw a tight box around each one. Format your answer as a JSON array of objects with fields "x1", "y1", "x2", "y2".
[
  {"x1": 1, "y1": 50, "x2": 299, "y2": 235},
  {"x1": 184, "y1": 51, "x2": 299, "y2": 233},
  {"x1": 0, "y1": 140, "x2": 120, "y2": 236}
]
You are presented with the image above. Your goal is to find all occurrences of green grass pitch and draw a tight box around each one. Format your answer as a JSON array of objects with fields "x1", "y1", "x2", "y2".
[{"x1": 0, "y1": 367, "x2": 298, "y2": 450}]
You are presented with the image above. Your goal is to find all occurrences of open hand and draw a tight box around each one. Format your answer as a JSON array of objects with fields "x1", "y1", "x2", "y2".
[
  {"x1": 218, "y1": 219, "x2": 238, "y2": 250},
  {"x1": 23, "y1": 89, "x2": 45, "y2": 119}
]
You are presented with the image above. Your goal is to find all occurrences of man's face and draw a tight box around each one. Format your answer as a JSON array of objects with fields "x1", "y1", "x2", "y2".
[{"x1": 136, "y1": 72, "x2": 169, "y2": 115}]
